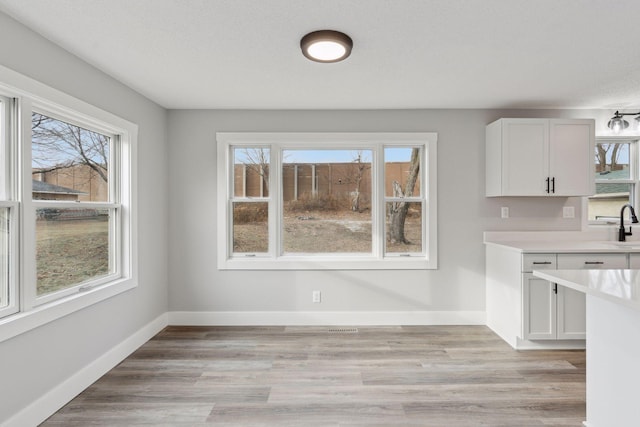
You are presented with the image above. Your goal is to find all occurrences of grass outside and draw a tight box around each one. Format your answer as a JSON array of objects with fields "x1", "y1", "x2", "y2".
[
  {"x1": 37, "y1": 218, "x2": 110, "y2": 296},
  {"x1": 233, "y1": 209, "x2": 422, "y2": 254}
]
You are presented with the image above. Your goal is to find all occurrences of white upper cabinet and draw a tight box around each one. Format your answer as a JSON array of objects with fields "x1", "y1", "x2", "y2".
[{"x1": 486, "y1": 118, "x2": 595, "y2": 196}]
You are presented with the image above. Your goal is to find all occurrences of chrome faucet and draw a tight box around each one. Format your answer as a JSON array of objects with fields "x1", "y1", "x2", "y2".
[{"x1": 619, "y1": 203, "x2": 639, "y2": 241}]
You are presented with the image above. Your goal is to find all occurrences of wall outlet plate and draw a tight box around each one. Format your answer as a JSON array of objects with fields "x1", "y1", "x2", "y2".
[
  {"x1": 563, "y1": 206, "x2": 575, "y2": 218},
  {"x1": 312, "y1": 290, "x2": 321, "y2": 303},
  {"x1": 501, "y1": 207, "x2": 509, "y2": 218}
]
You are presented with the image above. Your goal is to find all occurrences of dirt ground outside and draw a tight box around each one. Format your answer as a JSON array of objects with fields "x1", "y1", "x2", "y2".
[
  {"x1": 36, "y1": 218, "x2": 110, "y2": 296},
  {"x1": 233, "y1": 209, "x2": 422, "y2": 254}
]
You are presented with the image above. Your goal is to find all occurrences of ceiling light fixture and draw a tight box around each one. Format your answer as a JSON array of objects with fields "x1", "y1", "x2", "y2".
[
  {"x1": 300, "y1": 30, "x2": 353, "y2": 63},
  {"x1": 608, "y1": 110, "x2": 640, "y2": 134}
]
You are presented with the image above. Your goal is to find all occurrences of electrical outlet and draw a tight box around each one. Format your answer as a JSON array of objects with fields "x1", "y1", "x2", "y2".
[
  {"x1": 563, "y1": 206, "x2": 575, "y2": 218},
  {"x1": 312, "y1": 290, "x2": 321, "y2": 303},
  {"x1": 562, "y1": 206, "x2": 576, "y2": 218},
  {"x1": 501, "y1": 207, "x2": 509, "y2": 219}
]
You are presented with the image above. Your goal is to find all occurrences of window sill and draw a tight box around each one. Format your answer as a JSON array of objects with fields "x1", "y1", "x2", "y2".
[
  {"x1": 219, "y1": 256, "x2": 437, "y2": 270},
  {"x1": 0, "y1": 278, "x2": 137, "y2": 343}
]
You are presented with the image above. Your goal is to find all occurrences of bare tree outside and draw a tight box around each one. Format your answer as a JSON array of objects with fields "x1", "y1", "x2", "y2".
[
  {"x1": 235, "y1": 147, "x2": 270, "y2": 196},
  {"x1": 31, "y1": 112, "x2": 109, "y2": 185},
  {"x1": 595, "y1": 142, "x2": 623, "y2": 173},
  {"x1": 388, "y1": 147, "x2": 420, "y2": 244}
]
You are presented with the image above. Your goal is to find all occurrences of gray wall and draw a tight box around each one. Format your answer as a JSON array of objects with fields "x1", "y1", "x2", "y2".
[
  {"x1": 167, "y1": 109, "x2": 612, "y2": 314},
  {"x1": 0, "y1": 12, "x2": 169, "y2": 422}
]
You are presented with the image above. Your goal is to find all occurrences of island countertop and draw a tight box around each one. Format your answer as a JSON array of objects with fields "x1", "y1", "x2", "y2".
[{"x1": 533, "y1": 269, "x2": 640, "y2": 311}]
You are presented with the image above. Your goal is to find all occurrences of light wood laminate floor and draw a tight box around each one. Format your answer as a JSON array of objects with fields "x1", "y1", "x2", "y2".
[{"x1": 42, "y1": 326, "x2": 585, "y2": 426}]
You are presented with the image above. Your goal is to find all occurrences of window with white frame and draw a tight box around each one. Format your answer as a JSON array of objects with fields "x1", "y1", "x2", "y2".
[
  {"x1": 588, "y1": 138, "x2": 638, "y2": 223},
  {"x1": 0, "y1": 95, "x2": 18, "y2": 319},
  {"x1": 0, "y1": 67, "x2": 137, "y2": 334},
  {"x1": 217, "y1": 133, "x2": 438, "y2": 270},
  {"x1": 30, "y1": 110, "x2": 120, "y2": 303}
]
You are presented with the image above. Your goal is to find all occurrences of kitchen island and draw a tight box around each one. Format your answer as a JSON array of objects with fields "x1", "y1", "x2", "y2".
[{"x1": 532, "y1": 269, "x2": 640, "y2": 427}]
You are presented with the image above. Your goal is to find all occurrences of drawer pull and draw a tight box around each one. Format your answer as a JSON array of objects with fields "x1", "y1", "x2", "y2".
[
  {"x1": 584, "y1": 261, "x2": 604, "y2": 265},
  {"x1": 532, "y1": 261, "x2": 552, "y2": 265}
]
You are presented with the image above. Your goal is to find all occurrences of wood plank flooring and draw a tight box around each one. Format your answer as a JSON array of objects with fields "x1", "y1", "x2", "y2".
[{"x1": 41, "y1": 326, "x2": 585, "y2": 426}]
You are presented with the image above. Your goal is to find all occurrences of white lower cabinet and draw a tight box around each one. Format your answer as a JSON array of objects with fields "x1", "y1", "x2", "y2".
[
  {"x1": 523, "y1": 274, "x2": 586, "y2": 340},
  {"x1": 523, "y1": 273, "x2": 556, "y2": 340},
  {"x1": 556, "y1": 286, "x2": 586, "y2": 339},
  {"x1": 522, "y1": 253, "x2": 624, "y2": 341},
  {"x1": 486, "y1": 245, "x2": 628, "y2": 349}
]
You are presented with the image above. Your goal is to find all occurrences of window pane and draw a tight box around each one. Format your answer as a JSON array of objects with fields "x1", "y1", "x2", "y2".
[
  {"x1": 0, "y1": 208, "x2": 8, "y2": 309},
  {"x1": 0, "y1": 99, "x2": 6, "y2": 200},
  {"x1": 385, "y1": 147, "x2": 421, "y2": 197},
  {"x1": 386, "y1": 202, "x2": 423, "y2": 253},
  {"x1": 233, "y1": 202, "x2": 268, "y2": 253},
  {"x1": 282, "y1": 149, "x2": 372, "y2": 253},
  {"x1": 31, "y1": 113, "x2": 110, "y2": 202},
  {"x1": 233, "y1": 147, "x2": 269, "y2": 198},
  {"x1": 36, "y1": 208, "x2": 112, "y2": 296},
  {"x1": 588, "y1": 183, "x2": 632, "y2": 221},
  {"x1": 595, "y1": 142, "x2": 630, "y2": 180}
]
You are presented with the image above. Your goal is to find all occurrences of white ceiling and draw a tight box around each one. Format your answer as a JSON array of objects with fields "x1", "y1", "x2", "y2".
[{"x1": 1, "y1": 0, "x2": 639, "y2": 110}]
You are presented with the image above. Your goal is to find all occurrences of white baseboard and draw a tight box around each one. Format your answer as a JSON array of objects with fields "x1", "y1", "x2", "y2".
[
  {"x1": 168, "y1": 310, "x2": 486, "y2": 326},
  {"x1": 3, "y1": 313, "x2": 168, "y2": 427}
]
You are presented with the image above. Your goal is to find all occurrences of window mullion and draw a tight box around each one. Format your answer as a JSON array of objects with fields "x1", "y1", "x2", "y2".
[
  {"x1": 633, "y1": 141, "x2": 639, "y2": 208},
  {"x1": 19, "y1": 97, "x2": 37, "y2": 311},
  {"x1": 272, "y1": 144, "x2": 280, "y2": 258},
  {"x1": 373, "y1": 144, "x2": 384, "y2": 258}
]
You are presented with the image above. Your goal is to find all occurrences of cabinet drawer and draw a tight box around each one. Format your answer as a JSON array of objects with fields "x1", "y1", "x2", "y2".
[
  {"x1": 522, "y1": 254, "x2": 557, "y2": 272},
  {"x1": 630, "y1": 254, "x2": 640, "y2": 269},
  {"x1": 557, "y1": 253, "x2": 628, "y2": 269}
]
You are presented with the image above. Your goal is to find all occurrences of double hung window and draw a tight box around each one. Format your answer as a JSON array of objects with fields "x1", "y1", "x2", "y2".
[
  {"x1": 30, "y1": 110, "x2": 121, "y2": 304},
  {"x1": 0, "y1": 66, "x2": 137, "y2": 339},
  {"x1": 588, "y1": 138, "x2": 638, "y2": 223},
  {"x1": 0, "y1": 95, "x2": 17, "y2": 318},
  {"x1": 218, "y1": 133, "x2": 438, "y2": 270}
]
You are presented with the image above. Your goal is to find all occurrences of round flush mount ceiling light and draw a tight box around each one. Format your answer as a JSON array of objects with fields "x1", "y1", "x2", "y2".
[{"x1": 300, "y1": 30, "x2": 353, "y2": 63}]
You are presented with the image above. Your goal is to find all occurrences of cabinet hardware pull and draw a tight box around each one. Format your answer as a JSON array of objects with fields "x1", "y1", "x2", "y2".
[
  {"x1": 532, "y1": 261, "x2": 552, "y2": 265},
  {"x1": 551, "y1": 177, "x2": 555, "y2": 193},
  {"x1": 584, "y1": 261, "x2": 604, "y2": 265},
  {"x1": 546, "y1": 177, "x2": 550, "y2": 193},
  {"x1": 554, "y1": 283, "x2": 558, "y2": 294}
]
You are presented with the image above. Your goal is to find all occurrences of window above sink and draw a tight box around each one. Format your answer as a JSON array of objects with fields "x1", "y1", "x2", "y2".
[{"x1": 589, "y1": 137, "x2": 639, "y2": 225}]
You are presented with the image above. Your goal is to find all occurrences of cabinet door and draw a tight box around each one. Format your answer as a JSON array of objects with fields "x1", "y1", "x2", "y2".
[
  {"x1": 556, "y1": 285, "x2": 586, "y2": 340},
  {"x1": 549, "y1": 119, "x2": 595, "y2": 196},
  {"x1": 502, "y1": 119, "x2": 549, "y2": 196},
  {"x1": 522, "y1": 273, "x2": 556, "y2": 340}
]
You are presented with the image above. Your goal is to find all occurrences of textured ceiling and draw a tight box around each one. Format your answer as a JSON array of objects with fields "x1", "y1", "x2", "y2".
[{"x1": 0, "y1": 0, "x2": 639, "y2": 110}]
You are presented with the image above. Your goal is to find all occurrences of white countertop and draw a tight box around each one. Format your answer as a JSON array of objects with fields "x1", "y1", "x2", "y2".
[
  {"x1": 483, "y1": 231, "x2": 640, "y2": 253},
  {"x1": 484, "y1": 239, "x2": 640, "y2": 253},
  {"x1": 533, "y1": 269, "x2": 640, "y2": 311}
]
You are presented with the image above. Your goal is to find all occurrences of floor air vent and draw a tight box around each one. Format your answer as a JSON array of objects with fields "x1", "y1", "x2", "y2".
[{"x1": 327, "y1": 328, "x2": 359, "y2": 333}]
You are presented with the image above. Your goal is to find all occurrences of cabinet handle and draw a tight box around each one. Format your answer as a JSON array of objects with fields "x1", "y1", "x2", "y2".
[
  {"x1": 546, "y1": 177, "x2": 550, "y2": 193},
  {"x1": 584, "y1": 261, "x2": 604, "y2": 265},
  {"x1": 551, "y1": 177, "x2": 555, "y2": 193},
  {"x1": 532, "y1": 261, "x2": 552, "y2": 265},
  {"x1": 554, "y1": 283, "x2": 558, "y2": 294}
]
